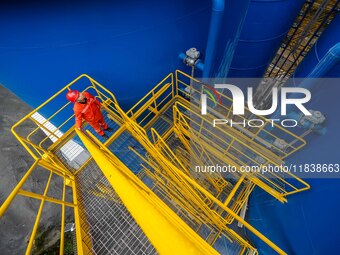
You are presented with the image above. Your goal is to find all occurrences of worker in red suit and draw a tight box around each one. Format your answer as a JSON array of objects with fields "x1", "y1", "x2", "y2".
[{"x1": 66, "y1": 90, "x2": 112, "y2": 139}]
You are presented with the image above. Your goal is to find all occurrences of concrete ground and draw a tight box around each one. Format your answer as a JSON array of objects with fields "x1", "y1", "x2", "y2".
[{"x1": 0, "y1": 85, "x2": 69, "y2": 254}]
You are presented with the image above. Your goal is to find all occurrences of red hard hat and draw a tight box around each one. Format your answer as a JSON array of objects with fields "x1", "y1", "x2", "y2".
[{"x1": 66, "y1": 90, "x2": 79, "y2": 102}]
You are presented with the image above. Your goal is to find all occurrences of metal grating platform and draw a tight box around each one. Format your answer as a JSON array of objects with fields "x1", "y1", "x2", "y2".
[
  {"x1": 75, "y1": 159, "x2": 157, "y2": 255},
  {"x1": 108, "y1": 131, "x2": 146, "y2": 174}
]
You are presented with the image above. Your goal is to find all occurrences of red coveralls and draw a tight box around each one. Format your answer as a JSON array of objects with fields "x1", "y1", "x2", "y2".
[{"x1": 74, "y1": 92, "x2": 108, "y2": 136}]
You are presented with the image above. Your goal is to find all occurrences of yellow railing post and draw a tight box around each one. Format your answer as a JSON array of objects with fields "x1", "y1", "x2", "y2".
[
  {"x1": 26, "y1": 171, "x2": 53, "y2": 255},
  {"x1": 71, "y1": 179, "x2": 88, "y2": 255},
  {"x1": 59, "y1": 177, "x2": 66, "y2": 255},
  {"x1": 0, "y1": 160, "x2": 40, "y2": 218}
]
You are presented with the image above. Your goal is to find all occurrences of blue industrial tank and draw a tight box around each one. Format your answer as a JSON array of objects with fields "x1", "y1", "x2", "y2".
[
  {"x1": 246, "y1": 12, "x2": 340, "y2": 255},
  {"x1": 247, "y1": 79, "x2": 340, "y2": 255},
  {"x1": 0, "y1": 0, "x2": 210, "y2": 112},
  {"x1": 225, "y1": 0, "x2": 304, "y2": 78},
  {"x1": 1, "y1": 1, "x2": 340, "y2": 254}
]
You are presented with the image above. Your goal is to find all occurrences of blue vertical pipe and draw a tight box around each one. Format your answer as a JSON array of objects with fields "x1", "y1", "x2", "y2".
[{"x1": 203, "y1": 0, "x2": 225, "y2": 77}]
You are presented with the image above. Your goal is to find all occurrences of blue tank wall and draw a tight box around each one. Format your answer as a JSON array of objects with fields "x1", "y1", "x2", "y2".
[
  {"x1": 226, "y1": 0, "x2": 304, "y2": 78},
  {"x1": 247, "y1": 13, "x2": 340, "y2": 254},
  {"x1": 2, "y1": 1, "x2": 340, "y2": 254},
  {"x1": 0, "y1": 0, "x2": 210, "y2": 111},
  {"x1": 294, "y1": 14, "x2": 340, "y2": 78},
  {"x1": 247, "y1": 80, "x2": 340, "y2": 254}
]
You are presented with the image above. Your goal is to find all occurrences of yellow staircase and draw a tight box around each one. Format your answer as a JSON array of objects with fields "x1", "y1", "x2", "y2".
[{"x1": 0, "y1": 71, "x2": 310, "y2": 255}]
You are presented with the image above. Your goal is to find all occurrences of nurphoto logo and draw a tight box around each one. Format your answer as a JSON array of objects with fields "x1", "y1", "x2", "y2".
[{"x1": 201, "y1": 84, "x2": 312, "y2": 128}]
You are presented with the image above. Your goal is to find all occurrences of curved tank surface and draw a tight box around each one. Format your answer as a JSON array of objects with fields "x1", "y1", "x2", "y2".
[
  {"x1": 247, "y1": 77, "x2": 340, "y2": 254},
  {"x1": 0, "y1": 0, "x2": 210, "y2": 112},
  {"x1": 294, "y1": 13, "x2": 340, "y2": 78},
  {"x1": 226, "y1": 0, "x2": 304, "y2": 78},
  {"x1": 247, "y1": 12, "x2": 340, "y2": 254}
]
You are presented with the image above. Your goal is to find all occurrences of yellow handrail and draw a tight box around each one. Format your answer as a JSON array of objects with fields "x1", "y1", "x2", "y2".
[
  {"x1": 0, "y1": 160, "x2": 39, "y2": 217},
  {"x1": 11, "y1": 74, "x2": 121, "y2": 167},
  {"x1": 173, "y1": 101, "x2": 310, "y2": 199},
  {"x1": 0, "y1": 160, "x2": 76, "y2": 254},
  {"x1": 175, "y1": 69, "x2": 307, "y2": 159}
]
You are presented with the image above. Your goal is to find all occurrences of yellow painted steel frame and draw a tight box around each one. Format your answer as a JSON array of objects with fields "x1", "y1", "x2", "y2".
[
  {"x1": 130, "y1": 69, "x2": 309, "y2": 200},
  {"x1": 173, "y1": 101, "x2": 310, "y2": 201},
  {"x1": 130, "y1": 147, "x2": 257, "y2": 253},
  {"x1": 11, "y1": 74, "x2": 122, "y2": 168},
  {"x1": 0, "y1": 159, "x2": 83, "y2": 254},
  {"x1": 87, "y1": 129, "x2": 258, "y2": 255},
  {"x1": 150, "y1": 126, "x2": 255, "y2": 225},
  {"x1": 126, "y1": 73, "x2": 174, "y2": 125},
  {"x1": 120, "y1": 70, "x2": 311, "y2": 254},
  {"x1": 125, "y1": 70, "x2": 308, "y2": 176},
  {"x1": 168, "y1": 134, "x2": 255, "y2": 224},
  {"x1": 108, "y1": 105, "x2": 286, "y2": 254},
  {"x1": 154, "y1": 128, "x2": 253, "y2": 225},
  {"x1": 174, "y1": 70, "x2": 307, "y2": 160},
  {"x1": 4, "y1": 71, "x2": 310, "y2": 255},
  {"x1": 76, "y1": 129, "x2": 219, "y2": 255},
  {"x1": 123, "y1": 69, "x2": 309, "y2": 204},
  {"x1": 7, "y1": 74, "x2": 124, "y2": 254}
]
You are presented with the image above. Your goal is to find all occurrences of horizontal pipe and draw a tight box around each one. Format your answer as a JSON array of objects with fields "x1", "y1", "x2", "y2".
[
  {"x1": 196, "y1": 61, "x2": 205, "y2": 71},
  {"x1": 178, "y1": 52, "x2": 186, "y2": 61},
  {"x1": 17, "y1": 189, "x2": 75, "y2": 207},
  {"x1": 178, "y1": 53, "x2": 204, "y2": 71}
]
